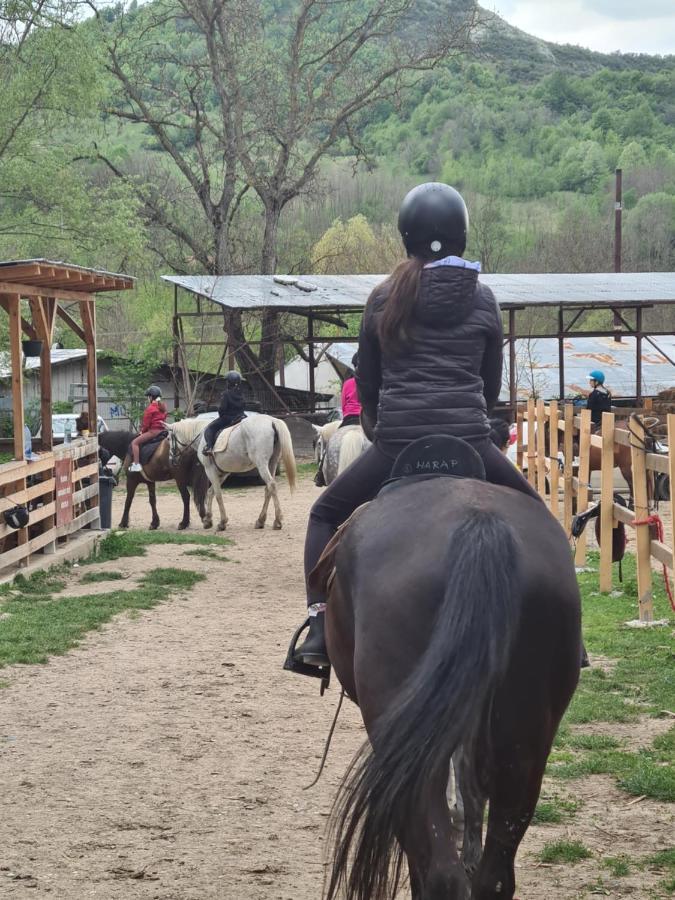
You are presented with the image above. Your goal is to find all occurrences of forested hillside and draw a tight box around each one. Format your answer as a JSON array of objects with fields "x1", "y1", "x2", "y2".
[{"x1": 0, "y1": 0, "x2": 673, "y2": 369}]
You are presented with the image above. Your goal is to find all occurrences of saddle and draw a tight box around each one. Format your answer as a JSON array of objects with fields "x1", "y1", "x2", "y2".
[
  {"x1": 140, "y1": 430, "x2": 168, "y2": 465},
  {"x1": 212, "y1": 420, "x2": 243, "y2": 454},
  {"x1": 384, "y1": 434, "x2": 486, "y2": 489},
  {"x1": 571, "y1": 493, "x2": 628, "y2": 563}
]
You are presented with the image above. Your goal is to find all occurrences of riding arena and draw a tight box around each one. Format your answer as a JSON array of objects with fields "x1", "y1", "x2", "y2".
[{"x1": 0, "y1": 265, "x2": 674, "y2": 899}]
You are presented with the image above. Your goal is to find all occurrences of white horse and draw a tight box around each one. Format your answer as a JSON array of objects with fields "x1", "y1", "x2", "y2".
[
  {"x1": 169, "y1": 415, "x2": 297, "y2": 531},
  {"x1": 313, "y1": 422, "x2": 371, "y2": 485}
]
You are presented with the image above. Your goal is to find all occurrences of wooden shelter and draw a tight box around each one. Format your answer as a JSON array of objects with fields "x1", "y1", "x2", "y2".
[{"x1": 0, "y1": 260, "x2": 134, "y2": 573}]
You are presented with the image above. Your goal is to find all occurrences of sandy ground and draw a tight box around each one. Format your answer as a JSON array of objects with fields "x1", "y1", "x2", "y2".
[{"x1": 0, "y1": 476, "x2": 673, "y2": 899}]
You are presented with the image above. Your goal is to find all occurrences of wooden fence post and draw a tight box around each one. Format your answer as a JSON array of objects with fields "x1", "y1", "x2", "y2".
[
  {"x1": 599, "y1": 411, "x2": 615, "y2": 593},
  {"x1": 527, "y1": 398, "x2": 536, "y2": 487},
  {"x1": 536, "y1": 399, "x2": 547, "y2": 500},
  {"x1": 516, "y1": 405, "x2": 524, "y2": 472},
  {"x1": 630, "y1": 415, "x2": 654, "y2": 623},
  {"x1": 563, "y1": 402, "x2": 574, "y2": 535},
  {"x1": 549, "y1": 400, "x2": 560, "y2": 520},
  {"x1": 574, "y1": 408, "x2": 592, "y2": 566}
]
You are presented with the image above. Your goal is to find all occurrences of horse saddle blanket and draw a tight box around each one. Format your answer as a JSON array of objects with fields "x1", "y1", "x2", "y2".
[
  {"x1": 140, "y1": 430, "x2": 168, "y2": 465},
  {"x1": 212, "y1": 421, "x2": 243, "y2": 454}
]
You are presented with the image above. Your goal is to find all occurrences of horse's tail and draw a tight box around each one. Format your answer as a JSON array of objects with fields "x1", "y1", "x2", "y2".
[
  {"x1": 191, "y1": 458, "x2": 210, "y2": 518},
  {"x1": 336, "y1": 429, "x2": 365, "y2": 475},
  {"x1": 273, "y1": 419, "x2": 297, "y2": 492},
  {"x1": 327, "y1": 509, "x2": 522, "y2": 900}
]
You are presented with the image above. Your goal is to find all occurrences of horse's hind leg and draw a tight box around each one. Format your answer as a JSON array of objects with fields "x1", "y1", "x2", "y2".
[
  {"x1": 212, "y1": 477, "x2": 229, "y2": 531},
  {"x1": 119, "y1": 475, "x2": 139, "y2": 528},
  {"x1": 147, "y1": 481, "x2": 160, "y2": 530},
  {"x1": 177, "y1": 482, "x2": 190, "y2": 530},
  {"x1": 255, "y1": 448, "x2": 283, "y2": 530}
]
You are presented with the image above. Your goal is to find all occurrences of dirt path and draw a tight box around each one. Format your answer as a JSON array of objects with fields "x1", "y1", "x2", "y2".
[{"x1": 0, "y1": 478, "x2": 672, "y2": 899}]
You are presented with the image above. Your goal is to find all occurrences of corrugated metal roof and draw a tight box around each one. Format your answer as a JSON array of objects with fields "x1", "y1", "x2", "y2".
[
  {"x1": 163, "y1": 272, "x2": 675, "y2": 311},
  {"x1": 0, "y1": 348, "x2": 88, "y2": 379},
  {"x1": 503, "y1": 335, "x2": 675, "y2": 401}
]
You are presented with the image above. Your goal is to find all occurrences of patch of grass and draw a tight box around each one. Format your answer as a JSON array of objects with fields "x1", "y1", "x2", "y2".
[
  {"x1": 0, "y1": 567, "x2": 204, "y2": 667},
  {"x1": 567, "y1": 733, "x2": 622, "y2": 751},
  {"x1": 602, "y1": 855, "x2": 631, "y2": 877},
  {"x1": 184, "y1": 547, "x2": 226, "y2": 561},
  {"x1": 538, "y1": 839, "x2": 592, "y2": 864},
  {"x1": 647, "y1": 849, "x2": 675, "y2": 871},
  {"x1": 296, "y1": 461, "x2": 317, "y2": 476},
  {"x1": 79, "y1": 571, "x2": 125, "y2": 584},
  {"x1": 618, "y1": 756, "x2": 675, "y2": 803},
  {"x1": 653, "y1": 727, "x2": 675, "y2": 753},
  {"x1": 89, "y1": 529, "x2": 231, "y2": 563},
  {"x1": 531, "y1": 797, "x2": 579, "y2": 825},
  {"x1": 9, "y1": 570, "x2": 67, "y2": 596}
]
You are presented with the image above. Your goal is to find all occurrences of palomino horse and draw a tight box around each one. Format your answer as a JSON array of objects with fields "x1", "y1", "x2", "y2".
[
  {"x1": 316, "y1": 467, "x2": 580, "y2": 900},
  {"x1": 313, "y1": 423, "x2": 371, "y2": 485},
  {"x1": 99, "y1": 430, "x2": 208, "y2": 530},
  {"x1": 171, "y1": 415, "x2": 297, "y2": 530}
]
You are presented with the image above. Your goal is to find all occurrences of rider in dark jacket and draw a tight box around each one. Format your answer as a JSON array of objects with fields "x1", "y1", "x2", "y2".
[
  {"x1": 202, "y1": 371, "x2": 246, "y2": 455},
  {"x1": 586, "y1": 370, "x2": 612, "y2": 428},
  {"x1": 291, "y1": 182, "x2": 542, "y2": 672}
]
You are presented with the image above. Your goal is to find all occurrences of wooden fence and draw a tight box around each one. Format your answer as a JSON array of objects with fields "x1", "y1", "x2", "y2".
[
  {"x1": 0, "y1": 436, "x2": 99, "y2": 574},
  {"x1": 518, "y1": 399, "x2": 675, "y2": 623}
]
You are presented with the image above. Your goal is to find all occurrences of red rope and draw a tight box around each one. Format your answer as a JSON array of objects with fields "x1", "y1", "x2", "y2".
[{"x1": 633, "y1": 514, "x2": 675, "y2": 612}]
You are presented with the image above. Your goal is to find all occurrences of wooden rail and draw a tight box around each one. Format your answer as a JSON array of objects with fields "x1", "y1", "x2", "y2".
[
  {"x1": 0, "y1": 436, "x2": 100, "y2": 573},
  {"x1": 517, "y1": 402, "x2": 674, "y2": 623}
]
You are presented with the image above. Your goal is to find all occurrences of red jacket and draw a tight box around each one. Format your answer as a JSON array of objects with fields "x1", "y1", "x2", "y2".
[{"x1": 142, "y1": 401, "x2": 167, "y2": 433}]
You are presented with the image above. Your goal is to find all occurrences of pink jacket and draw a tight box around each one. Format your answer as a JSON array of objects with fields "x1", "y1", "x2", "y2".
[{"x1": 341, "y1": 377, "x2": 362, "y2": 418}]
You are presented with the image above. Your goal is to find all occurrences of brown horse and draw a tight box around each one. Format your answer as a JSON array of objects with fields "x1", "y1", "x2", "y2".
[
  {"x1": 99, "y1": 431, "x2": 208, "y2": 530},
  {"x1": 573, "y1": 419, "x2": 658, "y2": 503},
  {"x1": 319, "y1": 476, "x2": 581, "y2": 900}
]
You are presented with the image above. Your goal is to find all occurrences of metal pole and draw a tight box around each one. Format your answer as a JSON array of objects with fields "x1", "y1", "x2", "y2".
[
  {"x1": 636, "y1": 306, "x2": 643, "y2": 405},
  {"x1": 172, "y1": 285, "x2": 180, "y2": 409},
  {"x1": 508, "y1": 309, "x2": 516, "y2": 414},
  {"x1": 614, "y1": 168, "x2": 623, "y2": 342},
  {"x1": 308, "y1": 314, "x2": 316, "y2": 413}
]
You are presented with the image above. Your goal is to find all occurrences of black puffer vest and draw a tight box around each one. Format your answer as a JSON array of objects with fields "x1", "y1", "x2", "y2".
[{"x1": 364, "y1": 264, "x2": 503, "y2": 451}]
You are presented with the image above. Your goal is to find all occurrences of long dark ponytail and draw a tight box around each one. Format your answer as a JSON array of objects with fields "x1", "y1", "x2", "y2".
[{"x1": 377, "y1": 257, "x2": 425, "y2": 354}]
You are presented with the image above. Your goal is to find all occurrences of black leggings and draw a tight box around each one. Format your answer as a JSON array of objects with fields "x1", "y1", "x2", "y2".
[{"x1": 304, "y1": 440, "x2": 541, "y2": 606}]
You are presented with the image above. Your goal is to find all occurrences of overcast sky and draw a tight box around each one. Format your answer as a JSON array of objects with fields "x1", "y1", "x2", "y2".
[{"x1": 492, "y1": 1, "x2": 675, "y2": 55}]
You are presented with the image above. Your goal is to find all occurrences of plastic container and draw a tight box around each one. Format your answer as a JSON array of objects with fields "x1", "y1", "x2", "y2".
[{"x1": 98, "y1": 475, "x2": 116, "y2": 529}]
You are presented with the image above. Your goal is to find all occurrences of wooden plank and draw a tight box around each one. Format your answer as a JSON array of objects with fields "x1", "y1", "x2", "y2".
[
  {"x1": 30, "y1": 297, "x2": 54, "y2": 453},
  {"x1": 549, "y1": 401, "x2": 560, "y2": 520},
  {"x1": 536, "y1": 399, "x2": 547, "y2": 500},
  {"x1": 599, "y1": 411, "x2": 615, "y2": 593},
  {"x1": 55, "y1": 505, "x2": 98, "y2": 538},
  {"x1": 73, "y1": 482, "x2": 99, "y2": 504},
  {"x1": 563, "y1": 403, "x2": 574, "y2": 535},
  {"x1": 574, "y1": 408, "x2": 592, "y2": 566},
  {"x1": 0, "y1": 478, "x2": 56, "y2": 513},
  {"x1": 55, "y1": 304, "x2": 86, "y2": 341},
  {"x1": 0, "y1": 280, "x2": 95, "y2": 302},
  {"x1": 54, "y1": 437, "x2": 98, "y2": 461},
  {"x1": 80, "y1": 300, "x2": 98, "y2": 429},
  {"x1": 0, "y1": 454, "x2": 56, "y2": 487},
  {"x1": 516, "y1": 407, "x2": 524, "y2": 471},
  {"x1": 589, "y1": 434, "x2": 603, "y2": 450},
  {"x1": 668, "y1": 414, "x2": 675, "y2": 604},
  {"x1": 526, "y1": 398, "x2": 536, "y2": 487},
  {"x1": 650, "y1": 539, "x2": 673, "y2": 569},
  {"x1": 0, "y1": 527, "x2": 57, "y2": 571},
  {"x1": 22, "y1": 501, "x2": 56, "y2": 527},
  {"x1": 630, "y1": 416, "x2": 654, "y2": 622},
  {"x1": 613, "y1": 502, "x2": 635, "y2": 526},
  {"x1": 645, "y1": 453, "x2": 669, "y2": 475},
  {"x1": 72, "y1": 462, "x2": 98, "y2": 482},
  {"x1": 6, "y1": 293, "x2": 25, "y2": 461}
]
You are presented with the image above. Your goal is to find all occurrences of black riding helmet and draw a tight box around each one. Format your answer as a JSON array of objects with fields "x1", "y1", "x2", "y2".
[
  {"x1": 145, "y1": 385, "x2": 162, "y2": 399},
  {"x1": 224, "y1": 371, "x2": 242, "y2": 389},
  {"x1": 398, "y1": 182, "x2": 469, "y2": 260}
]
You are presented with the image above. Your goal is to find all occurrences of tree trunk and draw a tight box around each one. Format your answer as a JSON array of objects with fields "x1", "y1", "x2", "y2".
[{"x1": 261, "y1": 204, "x2": 280, "y2": 275}]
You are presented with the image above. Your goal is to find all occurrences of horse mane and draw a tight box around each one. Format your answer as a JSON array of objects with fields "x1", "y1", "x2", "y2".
[
  {"x1": 169, "y1": 417, "x2": 208, "y2": 444},
  {"x1": 99, "y1": 429, "x2": 137, "y2": 459}
]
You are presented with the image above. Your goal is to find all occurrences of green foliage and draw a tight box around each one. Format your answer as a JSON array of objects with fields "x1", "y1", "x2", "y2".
[
  {"x1": 79, "y1": 570, "x2": 126, "y2": 584},
  {"x1": 52, "y1": 401, "x2": 74, "y2": 414},
  {"x1": 601, "y1": 856, "x2": 631, "y2": 877},
  {"x1": 538, "y1": 840, "x2": 592, "y2": 864},
  {"x1": 99, "y1": 350, "x2": 161, "y2": 430},
  {"x1": 531, "y1": 798, "x2": 579, "y2": 825}
]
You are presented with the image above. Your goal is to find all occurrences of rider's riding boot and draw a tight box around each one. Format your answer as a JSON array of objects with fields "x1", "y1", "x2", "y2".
[
  {"x1": 294, "y1": 604, "x2": 328, "y2": 666},
  {"x1": 314, "y1": 467, "x2": 326, "y2": 487}
]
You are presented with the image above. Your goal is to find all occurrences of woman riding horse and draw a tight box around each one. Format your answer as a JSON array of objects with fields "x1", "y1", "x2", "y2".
[{"x1": 292, "y1": 182, "x2": 542, "y2": 671}]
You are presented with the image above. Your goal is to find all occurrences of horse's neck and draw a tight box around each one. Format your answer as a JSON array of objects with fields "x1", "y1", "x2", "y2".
[{"x1": 171, "y1": 419, "x2": 206, "y2": 443}]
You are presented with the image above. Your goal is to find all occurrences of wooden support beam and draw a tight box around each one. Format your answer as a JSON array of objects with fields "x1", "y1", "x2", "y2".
[
  {"x1": 80, "y1": 301, "x2": 98, "y2": 427},
  {"x1": 56, "y1": 304, "x2": 86, "y2": 341},
  {"x1": 668, "y1": 414, "x2": 675, "y2": 604},
  {"x1": 4, "y1": 294, "x2": 25, "y2": 462},
  {"x1": 0, "y1": 280, "x2": 94, "y2": 303},
  {"x1": 536, "y1": 399, "x2": 547, "y2": 500},
  {"x1": 549, "y1": 400, "x2": 560, "y2": 520},
  {"x1": 574, "y1": 408, "x2": 592, "y2": 566},
  {"x1": 630, "y1": 415, "x2": 653, "y2": 622},
  {"x1": 526, "y1": 398, "x2": 536, "y2": 487},
  {"x1": 599, "y1": 411, "x2": 615, "y2": 592},
  {"x1": 563, "y1": 402, "x2": 574, "y2": 536}
]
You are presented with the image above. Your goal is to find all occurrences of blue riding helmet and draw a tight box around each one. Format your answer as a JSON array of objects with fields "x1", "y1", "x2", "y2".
[{"x1": 588, "y1": 370, "x2": 605, "y2": 384}]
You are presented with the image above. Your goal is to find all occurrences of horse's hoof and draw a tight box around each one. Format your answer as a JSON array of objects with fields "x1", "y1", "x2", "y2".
[
  {"x1": 273, "y1": 521, "x2": 282, "y2": 530},
  {"x1": 118, "y1": 522, "x2": 128, "y2": 529},
  {"x1": 217, "y1": 522, "x2": 227, "y2": 532},
  {"x1": 178, "y1": 522, "x2": 188, "y2": 531},
  {"x1": 255, "y1": 520, "x2": 265, "y2": 530},
  {"x1": 202, "y1": 520, "x2": 212, "y2": 530},
  {"x1": 149, "y1": 523, "x2": 160, "y2": 531}
]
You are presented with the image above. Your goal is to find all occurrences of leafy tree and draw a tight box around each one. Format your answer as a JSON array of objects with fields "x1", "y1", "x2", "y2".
[
  {"x1": 99, "y1": 351, "x2": 159, "y2": 430},
  {"x1": 311, "y1": 215, "x2": 401, "y2": 274}
]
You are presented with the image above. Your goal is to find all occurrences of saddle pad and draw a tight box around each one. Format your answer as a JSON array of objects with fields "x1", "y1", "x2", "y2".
[
  {"x1": 139, "y1": 431, "x2": 168, "y2": 465},
  {"x1": 212, "y1": 422, "x2": 241, "y2": 454}
]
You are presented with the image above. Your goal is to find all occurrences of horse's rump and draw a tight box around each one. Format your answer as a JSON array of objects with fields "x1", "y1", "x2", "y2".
[{"x1": 212, "y1": 422, "x2": 243, "y2": 453}]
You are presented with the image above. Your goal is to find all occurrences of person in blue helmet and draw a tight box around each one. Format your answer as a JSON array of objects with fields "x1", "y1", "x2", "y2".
[{"x1": 587, "y1": 370, "x2": 612, "y2": 428}]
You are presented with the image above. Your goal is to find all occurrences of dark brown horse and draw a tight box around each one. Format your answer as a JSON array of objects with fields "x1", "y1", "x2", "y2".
[
  {"x1": 99, "y1": 431, "x2": 208, "y2": 530},
  {"x1": 320, "y1": 477, "x2": 581, "y2": 900}
]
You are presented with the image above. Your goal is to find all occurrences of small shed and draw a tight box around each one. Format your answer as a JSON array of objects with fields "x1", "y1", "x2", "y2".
[{"x1": 0, "y1": 260, "x2": 134, "y2": 574}]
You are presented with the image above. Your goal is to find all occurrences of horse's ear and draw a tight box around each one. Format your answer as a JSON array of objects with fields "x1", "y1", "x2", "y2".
[{"x1": 312, "y1": 424, "x2": 322, "y2": 434}]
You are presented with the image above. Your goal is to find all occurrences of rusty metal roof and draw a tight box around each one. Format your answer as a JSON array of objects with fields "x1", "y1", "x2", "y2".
[{"x1": 163, "y1": 272, "x2": 675, "y2": 311}]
